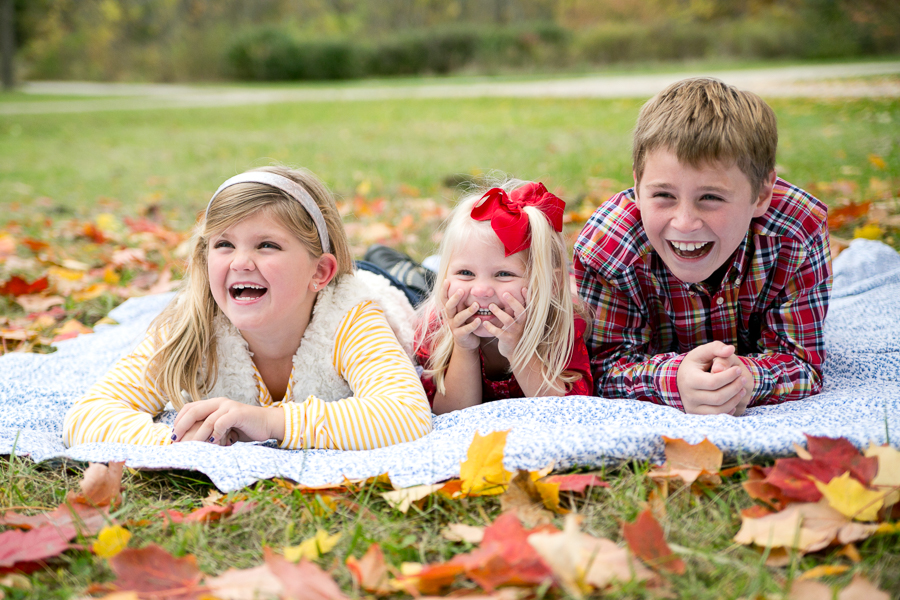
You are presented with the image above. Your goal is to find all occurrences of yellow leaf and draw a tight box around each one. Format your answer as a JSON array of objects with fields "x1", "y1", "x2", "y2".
[
  {"x1": 459, "y1": 430, "x2": 512, "y2": 496},
  {"x1": 381, "y1": 483, "x2": 443, "y2": 513},
  {"x1": 96, "y1": 212, "x2": 122, "y2": 234},
  {"x1": 309, "y1": 494, "x2": 336, "y2": 516},
  {"x1": 283, "y1": 529, "x2": 341, "y2": 562},
  {"x1": 47, "y1": 266, "x2": 85, "y2": 281},
  {"x1": 853, "y1": 223, "x2": 884, "y2": 241},
  {"x1": 876, "y1": 522, "x2": 900, "y2": 534},
  {"x1": 356, "y1": 180, "x2": 372, "y2": 196},
  {"x1": 71, "y1": 283, "x2": 108, "y2": 302},
  {"x1": 865, "y1": 443, "x2": 900, "y2": 506},
  {"x1": 103, "y1": 266, "x2": 121, "y2": 285},
  {"x1": 814, "y1": 472, "x2": 883, "y2": 521},
  {"x1": 534, "y1": 479, "x2": 564, "y2": 514},
  {"x1": 868, "y1": 154, "x2": 887, "y2": 170},
  {"x1": 53, "y1": 319, "x2": 93, "y2": 337},
  {"x1": 798, "y1": 564, "x2": 850, "y2": 580},
  {"x1": 92, "y1": 525, "x2": 131, "y2": 558}
]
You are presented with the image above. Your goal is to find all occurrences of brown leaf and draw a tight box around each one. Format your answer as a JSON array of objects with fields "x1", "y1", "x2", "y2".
[
  {"x1": 499, "y1": 471, "x2": 555, "y2": 527},
  {"x1": 647, "y1": 437, "x2": 723, "y2": 485},
  {"x1": 108, "y1": 544, "x2": 204, "y2": 598},
  {"x1": 441, "y1": 523, "x2": 485, "y2": 544},
  {"x1": 346, "y1": 543, "x2": 391, "y2": 595},
  {"x1": 621, "y1": 510, "x2": 685, "y2": 574},
  {"x1": 14, "y1": 295, "x2": 65, "y2": 314},
  {"x1": 263, "y1": 547, "x2": 349, "y2": 600},
  {"x1": 205, "y1": 564, "x2": 284, "y2": 600},
  {"x1": 837, "y1": 574, "x2": 890, "y2": 600},
  {"x1": 0, "y1": 502, "x2": 108, "y2": 537},
  {"x1": 788, "y1": 579, "x2": 833, "y2": 600},
  {"x1": 72, "y1": 462, "x2": 124, "y2": 507}
]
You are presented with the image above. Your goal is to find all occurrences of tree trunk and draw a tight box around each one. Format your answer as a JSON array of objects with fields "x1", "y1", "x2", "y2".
[{"x1": 0, "y1": 0, "x2": 13, "y2": 90}]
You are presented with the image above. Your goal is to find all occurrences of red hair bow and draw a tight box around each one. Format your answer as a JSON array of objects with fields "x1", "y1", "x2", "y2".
[{"x1": 471, "y1": 182, "x2": 565, "y2": 256}]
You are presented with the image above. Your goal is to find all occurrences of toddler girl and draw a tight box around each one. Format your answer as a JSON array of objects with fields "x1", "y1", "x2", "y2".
[
  {"x1": 418, "y1": 180, "x2": 592, "y2": 414},
  {"x1": 64, "y1": 166, "x2": 432, "y2": 448}
]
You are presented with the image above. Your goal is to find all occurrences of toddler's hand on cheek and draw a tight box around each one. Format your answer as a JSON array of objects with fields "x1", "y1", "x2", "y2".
[
  {"x1": 442, "y1": 281, "x2": 481, "y2": 352},
  {"x1": 482, "y1": 288, "x2": 527, "y2": 359}
]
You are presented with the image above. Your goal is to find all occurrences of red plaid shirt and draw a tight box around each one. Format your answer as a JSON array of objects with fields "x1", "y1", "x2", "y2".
[{"x1": 573, "y1": 178, "x2": 832, "y2": 411}]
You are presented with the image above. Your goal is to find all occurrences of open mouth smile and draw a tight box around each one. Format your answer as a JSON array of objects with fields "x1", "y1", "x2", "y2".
[
  {"x1": 229, "y1": 283, "x2": 268, "y2": 301},
  {"x1": 669, "y1": 240, "x2": 713, "y2": 259},
  {"x1": 475, "y1": 308, "x2": 494, "y2": 316}
]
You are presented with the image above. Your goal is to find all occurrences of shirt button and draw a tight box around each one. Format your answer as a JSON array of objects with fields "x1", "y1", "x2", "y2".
[{"x1": 716, "y1": 297, "x2": 724, "y2": 305}]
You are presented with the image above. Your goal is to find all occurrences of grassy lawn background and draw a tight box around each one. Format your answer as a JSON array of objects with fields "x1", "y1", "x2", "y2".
[{"x1": 0, "y1": 90, "x2": 899, "y2": 598}]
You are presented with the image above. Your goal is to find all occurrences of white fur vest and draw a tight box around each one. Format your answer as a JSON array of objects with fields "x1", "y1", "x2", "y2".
[{"x1": 204, "y1": 270, "x2": 416, "y2": 405}]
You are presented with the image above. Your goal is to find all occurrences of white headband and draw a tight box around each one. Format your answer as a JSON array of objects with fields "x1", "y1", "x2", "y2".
[{"x1": 205, "y1": 172, "x2": 331, "y2": 254}]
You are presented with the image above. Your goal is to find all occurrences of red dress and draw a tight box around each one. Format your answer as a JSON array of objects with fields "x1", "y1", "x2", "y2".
[{"x1": 417, "y1": 316, "x2": 593, "y2": 406}]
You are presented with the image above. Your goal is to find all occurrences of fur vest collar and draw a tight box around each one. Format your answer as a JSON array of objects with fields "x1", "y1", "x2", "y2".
[{"x1": 205, "y1": 270, "x2": 416, "y2": 405}]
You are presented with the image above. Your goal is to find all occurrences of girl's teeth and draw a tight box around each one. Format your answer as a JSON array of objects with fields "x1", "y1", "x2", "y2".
[{"x1": 476, "y1": 309, "x2": 492, "y2": 316}]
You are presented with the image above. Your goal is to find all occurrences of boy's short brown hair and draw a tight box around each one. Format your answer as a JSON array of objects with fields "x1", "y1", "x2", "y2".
[{"x1": 632, "y1": 77, "x2": 777, "y2": 199}]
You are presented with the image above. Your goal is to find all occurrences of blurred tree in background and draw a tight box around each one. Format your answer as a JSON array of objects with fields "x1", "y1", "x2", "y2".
[{"x1": 11, "y1": 0, "x2": 900, "y2": 82}]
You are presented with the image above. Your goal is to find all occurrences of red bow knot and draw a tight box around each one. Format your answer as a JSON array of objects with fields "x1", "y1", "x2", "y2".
[{"x1": 470, "y1": 182, "x2": 565, "y2": 256}]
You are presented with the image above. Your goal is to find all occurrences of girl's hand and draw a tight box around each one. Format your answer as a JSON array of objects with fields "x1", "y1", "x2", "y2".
[
  {"x1": 171, "y1": 398, "x2": 284, "y2": 446},
  {"x1": 482, "y1": 288, "x2": 527, "y2": 359},
  {"x1": 442, "y1": 281, "x2": 481, "y2": 352}
]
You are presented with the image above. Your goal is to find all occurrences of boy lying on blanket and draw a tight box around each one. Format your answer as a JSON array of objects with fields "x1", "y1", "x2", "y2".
[{"x1": 574, "y1": 77, "x2": 832, "y2": 416}]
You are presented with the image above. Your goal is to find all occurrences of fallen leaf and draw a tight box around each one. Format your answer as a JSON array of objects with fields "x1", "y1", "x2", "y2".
[
  {"x1": 283, "y1": 529, "x2": 341, "y2": 562},
  {"x1": 814, "y1": 472, "x2": 883, "y2": 521},
  {"x1": 788, "y1": 579, "x2": 833, "y2": 600},
  {"x1": 394, "y1": 562, "x2": 465, "y2": 595},
  {"x1": 0, "y1": 502, "x2": 108, "y2": 535},
  {"x1": 743, "y1": 465, "x2": 790, "y2": 510},
  {"x1": 92, "y1": 525, "x2": 131, "y2": 558},
  {"x1": 264, "y1": 547, "x2": 349, "y2": 600},
  {"x1": 0, "y1": 525, "x2": 74, "y2": 568},
  {"x1": 828, "y1": 201, "x2": 870, "y2": 229},
  {"x1": 449, "y1": 512, "x2": 555, "y2": 592},
  {"x1": 0, "y1": 573, "x2": 31, "y2": 590},
  {"x1": 15, "y1": 294, "x2": 65, "y2": 313},
  {"x1": 52, "y1": 319, "x2": 94, "y2": 343},
  {"x1": 107, "y1": 545, "x2": 203, "y2": 597},
  {"x1": 381, "y1": 483, "x2": 443, "y2": 513},
  {"x1": 205, "y1": 564, "x2": 284, "y2": 600},
  {"x1": 868, "y1": 154, "x2": 887, "y2": 170},
  {"x1": 621, "y1": 509, "x2": 685, "y2": 574},
  {"x1": 837, "y1": 573, "x2": 890, "y2": 600},
  {"x1": 0, "y1": 275, "x2": 49, "y2": 297},
  {"x1": 72, "y1": 462, "x2": 123, "y2": 507},
  {"x1": 646, "y1": 437, "x2": 723, "y2": 485},
  {"x1": 733, "y1": 500, "x2": 880, "y2": 555},
  {"x1": 798, "y1": 564, "x2": 851, "y2": 579},
  {"x1": 864, "y1": 443, "x2": 900, "y2": 507},
  {"x1": 529, "y1": 513, "x2": 653, "y2": 598},
  {"x1": 541, "y1": 473, "x2": 609, "y2": 493},
  {"x1": 346, "y1": 543, "x2": 391, "y2": 595},
  {"x1": 460, "y1": 430, "x2": 512, "y2": 496},
  {"x1": 441, "y1": 523, "x2": 485, "y2": 544},
  {"x1": 499, "y1": 471, "x2": 556, "y2": 527}
]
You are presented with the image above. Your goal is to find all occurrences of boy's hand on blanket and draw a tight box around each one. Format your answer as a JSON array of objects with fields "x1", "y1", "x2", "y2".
[
  {"x1": 172, "y1": 398, "x2": 285, "y2": 446},
  {"x1": 677, "y1": 342, "x2": 749, "y2": 416},
  {"x1": 710, "y1": 354, "x2": 754, "y2": 416},
  {"x1": 482, "y1": 289, "x2": 527, "y2": 359}
]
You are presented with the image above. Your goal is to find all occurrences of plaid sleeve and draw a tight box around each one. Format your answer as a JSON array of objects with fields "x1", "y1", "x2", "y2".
[
  {"x1": 743, "y1": 221, "x2": 832, "y2": 406},
  {"x1": 574, "y1": 254, "x2": 685, "y2": 409}
]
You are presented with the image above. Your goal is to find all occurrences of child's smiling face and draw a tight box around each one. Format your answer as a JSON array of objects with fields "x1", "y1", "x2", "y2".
[
  {"x1": 445, "y1": 231, "x2": 527, "y2": 338},
  {"x1": 207, "y1": 210, "x2": 320, "y2": 337},
  {"x1": 634, "y1": 147, "x2": 775, "y2": 284}
]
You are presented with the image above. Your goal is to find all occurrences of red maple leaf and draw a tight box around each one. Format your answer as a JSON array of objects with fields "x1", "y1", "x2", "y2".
[
  {"x1": 450, "y1": 511, "x2": 555, "y2": 591},
  {"x1": 543, "y1": 473, "x2": 609, "y2": 493},
  {"x1": 108, "y1": 544, "x2": 204, "y2": 599},
  {"x1": 0, "y1": 525, "x2": 74, "y2": 568},
  {"x1": 0, "y1": 275, "x2": 49, "y2": 297},
  {"x1": 621, "y1": 509, "x2": 685, "y2": 574},
  {"x1": 0, "y1": 502, "x2": 108, "y2": 536}
]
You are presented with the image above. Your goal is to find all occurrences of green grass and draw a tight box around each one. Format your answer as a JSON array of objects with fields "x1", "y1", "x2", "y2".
[{"x1": 1, "y1": 91, "x2": 900, "y2": 598}]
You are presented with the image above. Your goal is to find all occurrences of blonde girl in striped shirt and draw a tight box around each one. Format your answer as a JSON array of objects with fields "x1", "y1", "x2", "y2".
[{"x1": 63, "y1": 166, "x2": 431, "y2": 449}]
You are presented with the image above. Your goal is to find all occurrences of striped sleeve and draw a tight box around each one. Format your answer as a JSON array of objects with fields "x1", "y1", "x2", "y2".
[
  {"x1": 281, "y1": 301, "x2": 433, "y2": 450},
  {"x1": 63, "y1": 332, "x2": 174, "y2": 447}
]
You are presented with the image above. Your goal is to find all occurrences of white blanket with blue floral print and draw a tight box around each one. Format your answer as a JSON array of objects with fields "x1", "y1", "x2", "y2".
[{"x1": 1, "y1": 239, "x2": 898, "y2": 492}]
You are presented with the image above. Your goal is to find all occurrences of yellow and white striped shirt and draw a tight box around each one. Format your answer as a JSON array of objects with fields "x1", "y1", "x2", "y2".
[{"x1": 63, "y1": 301, "x2": 432, "y2": 450}]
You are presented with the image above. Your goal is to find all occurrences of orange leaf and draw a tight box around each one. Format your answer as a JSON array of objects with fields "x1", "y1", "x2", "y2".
[
  {"x1": 621, "y1": 509, "x2": 685, "y2": 574},
  {"x1": 827, "y1": 201, "x2": 870, "y2": 230},
  {"x1": 108, "y1": 545, "x2": 203, "y2": 597},
  {"x1": 346, "y1": 544, "x2": 391, "y2": 595},
  {"x1": 647, "y1": 437, "x2": 723, "y2": 485},
  {"x1": 264, "y1": 547, "x2": 350, "y2": 600}
]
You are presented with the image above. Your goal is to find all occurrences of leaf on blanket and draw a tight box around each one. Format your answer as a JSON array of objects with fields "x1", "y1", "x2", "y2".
[
  {"x1": 263, "y1": 547, "x2": 350, "y2": 600},
  {"x1": 106, "y1": 544, "x2": 204, "y2": 598},
  {"x1": 460, "y1": 430, "x2": 512, "y2": 496},
  {"x1": 346, "y1": 543, "x2": 392, "y2": 595},
  {"x1": 621, "y1": 509, "x2": 685, "y2": 574},
  {"x1": 646, "y1": 437, "x2": 723, "y2": 486},
  {"x1": 71, "y1": 461, "x2": 124, "y2": 508}
]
